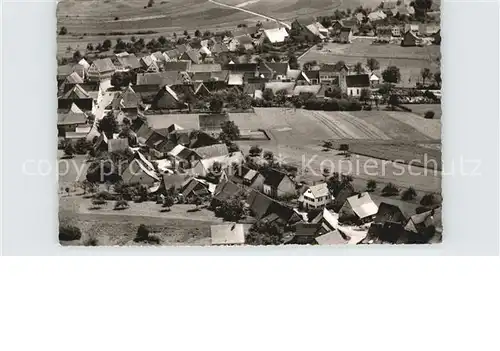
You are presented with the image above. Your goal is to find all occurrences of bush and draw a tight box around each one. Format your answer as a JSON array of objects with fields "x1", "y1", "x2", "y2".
[
  {"x1": 83, "y1": 233, "x2": 99, "y2": 246},
  {"x1": 114, "y1": 199, "x2": 129, "y2": 210},
  {"x1": 401, "y1": 187, "x2": 417, "y2": 201},
  {"x1": 424, "y1": 111, "x2": 435, "y2": 119},
  {"x1": 59, "y1": 224, "x2": 82, "y2": 241},
  {"x1": 420, "y1": 193, "x2": 440, "y2": 207},
  {"x1": 135, "y1": 224, "x2": 150, "y2": 242},
  {"x1": 366, "y1": 180, "x2": 377, "y2": 192},
  {"x1": 59, "y1": 27, "x2": 68, "y2": 35},
  {"x1": 382, "y1": 183, "x2": 399, "y2": 196},
  {"x1": 249, "y1": 145, "x2": 263, "y2": 157}
]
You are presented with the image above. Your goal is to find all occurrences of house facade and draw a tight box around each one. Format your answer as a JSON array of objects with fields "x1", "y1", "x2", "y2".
[
  {"x1": 262, "y1": 169, "x2": 297, "y2": 199},
  {"x1": 299, "y1": 183, "x2": 332, "y2": 209},
  {"x1": 346, "y1": 74, "x2": 370, "y2": 97}
]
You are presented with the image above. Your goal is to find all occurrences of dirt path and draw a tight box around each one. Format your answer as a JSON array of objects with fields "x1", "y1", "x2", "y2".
[{"x1": 208, "y1": 0, "x2": 290, "y2": 28}]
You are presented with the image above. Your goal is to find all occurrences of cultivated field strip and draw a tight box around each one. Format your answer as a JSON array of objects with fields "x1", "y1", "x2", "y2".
[
  {"x1": 311, "y1": 111, "x2": 353, "y2": 139},
  {"x1": 335, "y1": 112, "x2": 391, "y2": 140},
  {"x1": 386, "y1": 112, "x2": 442, "y2": 140},
  {"x1": 312, "y1": 110, "x2": 391, "y2": 140}
]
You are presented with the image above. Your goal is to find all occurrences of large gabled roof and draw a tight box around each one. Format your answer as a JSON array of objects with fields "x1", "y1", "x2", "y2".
[
  {"x1": 345, "y1": 192, "x2": 378, "y2": 219},
  {"x1": 62, "y1": 84, "x2": 91, "y2": 99},
  {"x1": 262, "y1": 168, "x2": 289, "y2": 188},
  {"x1": 346, "y1": 74, "x2": 370, "y2": 88},
  {"x1": 91, "y1": 58, "x2": 116, "y2": 73}
]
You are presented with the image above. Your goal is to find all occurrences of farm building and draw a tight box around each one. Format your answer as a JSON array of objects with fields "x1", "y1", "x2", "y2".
[
  {"x1": 298, "y1": 183, "x2": 332, "y2": 210},
  {"x1": 338, "y1": 27, "x2": 353, "y2": 44},
  {"x1": 290, "y1": 17, "x2": 328, "y2": 41},
  {"x1": 57, "y1": 103, "x2": 89, "y2": 138},
  {"x1": 87, "y1": 58, "x2": 116, "y2": 81},
  {"x1": 210, "y1": 180, "x2": 244, "y2": 208},
  {"x1": 211, "y1": 223, "x2": 246, "y2": 246},
  {"x1": 191, "y1": 152, "x2": 245, "y2": 177},
  {"x1": 261, "y1": 168, "x2": 297, "y2": 199},
  {"x1": 164, "y1": 61, "x2": 192, "y2": 72},
  {"x1": 193, "y1": 144, "x2": 229, "y2": 159},
  {"x1": 346, "y1": 74, "x2": 370, "y2": 97},
  {"x1": 285, "y1": 222, "x2": 320, "y2": 245},
  {"x1": 58, "y1": 84, "x2": 94, "y2": 112},
  {"x1": 114, "y1": 53, "x2": 141, "y2": 71},
  {"x1": 401, "y1": 30, "x2": 423, "y2": 47},
  {"x1": 338, "y1": 192, "x2": 378, "y2": 224},
  {"x1": 315, "y1": 230, "x2": 349, "y2": 245},
  {"x1": 151, "y1": 86, "x2": 183, "y2": 110},
  {"x1": 230, "y1": 166, "x2": 266, "y2": 191},
  {"x1": 179, "y1": 50, "x2": 201, "y2": 64},
  {"x1": 247, "y1": 190, "x2": 301, "y2": 226},
  {"x1": 121, "y1": 158, "x2": 160, "y2": 186},
  {"x1": 263, "y1": 27, "x2": 289, "y2": 44}
]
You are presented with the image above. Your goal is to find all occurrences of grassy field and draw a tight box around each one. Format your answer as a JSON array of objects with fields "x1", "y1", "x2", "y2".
[
  {"x1": 59, "y1": 195, "x2": 221, "y2": 246},
  {"x1": 220, "y1": 0, "x2": 384, "y2": 21},
  {"x1": 401, "y1": 104, "x2": 442, "y2": 119},
  {"x1": 300, "y1": 39, "x2": 441, "y2": 88}
]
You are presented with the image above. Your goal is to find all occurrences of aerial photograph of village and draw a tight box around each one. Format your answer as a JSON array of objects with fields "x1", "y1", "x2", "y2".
[{"x1": 57, "y1": 0, "x2": 442, "y2": 246}]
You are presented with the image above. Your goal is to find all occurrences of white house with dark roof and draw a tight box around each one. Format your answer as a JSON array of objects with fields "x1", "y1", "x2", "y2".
[
  {"x1": 88, "y1": 58, "x2": 116, "y2": 81},
  {"x1": 346, "y1": 74, "x2": 370, "y2": 97},
  {"x1": 299, "y1": 183, "x2": 332, "y2": 209}
]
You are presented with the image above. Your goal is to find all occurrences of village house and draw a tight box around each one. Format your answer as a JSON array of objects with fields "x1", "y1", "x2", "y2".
[
  {"x1": 285, "y1": 222, "x2": 320, "y2": 245},
  {"x1": 210, "y1": 180, "x2": 244, "y2": 208},
  {"x1": 151, "y1": 86, "x2": 184, "y2": 110},
  {"x1": 298, "y1": 183, "x2": 332, "y2": 210},
  {"x1": 290, "y1": 17, "x2": 328, "y2": 41},
  {"x1": 337, "y1": 27, "x2": 353, "y2": 44},
  {"x1": 121, "y1": 158, "x2": 160, "y2": 186},
  {"x1": 260, "y1": 62, "x2": 289, "y2": 81},
  {"x1": 191, "y1": 151, "x2": 245, "y2": 177},
  {"x1": 338, "y1": 192, "x2": 378, "y2": 224},
  {"x1": 247, "y1": 190, "x2": 301, "y2": 227},
  {"x1": 87, "y1": 58, "x2": 116, "y2": 81},
  {"x1": 369, "y1": 73, "x2": 380, "y2": 87},
  {"x1": 113, "y1": 53, "x2": 141, "y2": 71},
  {"x1": 346, "y1": 74, "x2": 370, "y2": 97},
  {"x1": 315, "y1": 229, "x2": 349, "y2": 245},
  {"x1": 58, "y1": 84, "x2": 94, "y2": 112},
  {"x1": 180, "y1": 177, "x2": 212, "y2": 201},
  {"x1": 262, "y1": 27, "x2": 289, "y2": 44},
  {"x1": 261, "y1": 168, "x2": 297, "y2": 199},
  {"x1": 211, "y1": 223, "x2": 246, "y2": 246},
  {"x1": 231, "y1": 165, "x2": 266, "y2": 191},
  {"x1": 401, "y1": 30, "x2": 423, "y2": 47},
  {"x1": 179, "y1": 50, "x2": 201, "y2": 64},
  {"x1": 57, "y1": 103, "x2": 89, "y2": 138},
  {"x1": 319, "y1": 63, "x2": 348, "y2": 88},
  {"x1": 376, "y1": 26, "x2": 393, "y2": 42},
  {"x1": 193, "y1": 143, "x2": 229, "y2": 159}
]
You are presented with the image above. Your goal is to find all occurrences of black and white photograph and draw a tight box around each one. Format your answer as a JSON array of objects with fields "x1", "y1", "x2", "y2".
[{"x1": 56, "y1": 0, "x2": 442, "y2": 246}]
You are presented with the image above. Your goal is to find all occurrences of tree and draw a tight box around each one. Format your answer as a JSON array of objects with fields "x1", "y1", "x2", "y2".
[
  {"x1": 401, "y1": 187, "x2": 417, "y2": 201},
  {"x1": 209, "y1": 96, "x2": 224, "y2": 113},
  {"x1": 59, "y1": 224, "x2": 81, "y2": 241},
  {"x1": 158, "y1": 35, "x2": 167, "y2": 45},
  {"x1": 73, "y1": 50, "x2": 82, "y2": 61},
  {"x1": 388, "y1": 94, "x2": 400, "y2": 109},
  {"x1": 193, "y1": 196, "x2": 203, "y2": 210},
  {"x1": 194, "y1": 29, "x2": 201, "y2": 37},
  {"x1": 420, "y1": 193, "x2": 440, "y2": 207},
  {"x1": 263, "y1": 151, "x2": 274, "y2": 161},
  {"x1": 162, "y1": 196, "x2": 174, "y2": 211},
  {"x1": 114, "y1": 199, "x2": 129, "y2": 210},
  {"x1": 227, "y1": 142, "x2": 240, "y2": 153},
  {"x1": 86, "y1": 43, "x2": 94, "y2": 51},
  {"x1": 382, "y1": 183, "x2": 400, "y2": 196},
  {"x1": 217, "y1": 196, "x2": 245, "y2": 221},
  {"x1": 382, "y1": 66, "x2": 401, "y2": 83},
  {"x1": 262, "y1": 88, "x2": 275, "y2": 102},
  {"x1": 288, "y1": 54, "x2": 299, "y2": 69},
  {"x1": 424, "y1": 111, "x2": 435, "y2": 119},
  {"x1": 420, "y1": 68, "x2": 432, "y2": 86},
  {"x1": 354, "y1": 62, "x2": 364, "y2": 74},
  {"x1": 59, "y1": 26, "x2": 68, "y2": 35},
  {"x1": 203, "y1": 30, "x2": 211, "y2": 37},
  {"x1": 249, "y1": 145, "x2": 263, "y2": 157},
  {"x1": 102, "y1": 39, "x2": 112, "y2": 51},
  {"x1": 97, "y1": 111, "x2": 119, "y2": 138},
  {"x1": 359, "y1": 88, "x2": 372, "y2": 104},
  {"x1": 64, "y1": 143, "x2": 75, "y2": 158},
  {"x1": 219, "y1": 121, "x2": 240, "y2": 142},
  {"x1": 183, "y1": 30, "x2": 189, "y2": 36},
  {"x1": 334, "y1": 60, "x2": 346, "y2": 71},
  {"x1": 303, "y1": 60, "x2": 317, "y2": 71},
  {"x1": 433, "y1": 71, "x2": 441, "y2": 87},
  {"x1": 246, "y1": 222, "x2": 283, "y2": 245},
  {"x1": 147, "y1": 0, "x2": 155, "y2": 7},
  {"x1": 366, "y1": 179, "x2": 377, "y2": 192},
  {"x1": 320, "y1": 17, "x2": 333, "y2": 29},
  {"x1": 135, "y1": 224, "x2": 150, "y2": 242},
  {"x1": 322, "y1": 167, "x2": 330, "y2": 180}
]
